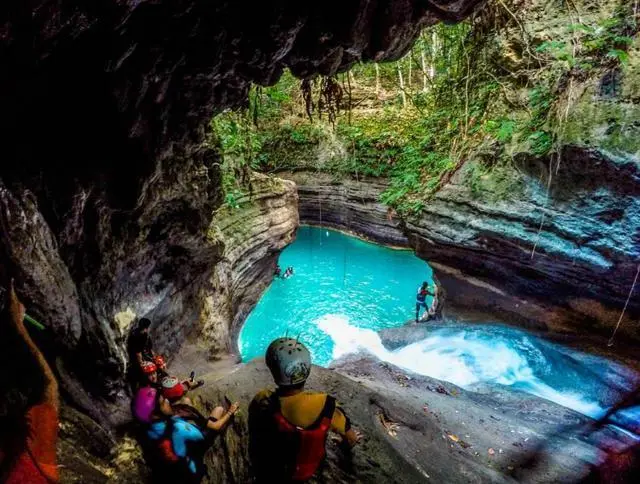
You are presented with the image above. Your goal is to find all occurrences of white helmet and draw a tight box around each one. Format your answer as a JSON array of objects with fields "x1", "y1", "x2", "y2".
[{"x1": 265, "y1": 337, "x2": 311, "y2": 387}]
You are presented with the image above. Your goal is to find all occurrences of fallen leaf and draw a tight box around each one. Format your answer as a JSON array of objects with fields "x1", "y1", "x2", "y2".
[
  {"x1": 448, "y1": 434, "x2": 460, "y2": 442},
  {"x1": 378, "y1": 413, "x2": 400, "y2": 439},
  {"x1": 488, "y1": 448, "x2": 495, "y2": 456}
]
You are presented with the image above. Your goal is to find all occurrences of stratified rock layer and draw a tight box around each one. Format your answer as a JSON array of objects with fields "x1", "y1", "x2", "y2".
[
  {"x1": 282, "y1": 146, "x2": 640, "y2": 341},
  {"x1": 282, "y1": 171, "x2": 408, "y2": 246},
  {"x1": 200, "y1": 174, "x2": 299, "y2": 357}
]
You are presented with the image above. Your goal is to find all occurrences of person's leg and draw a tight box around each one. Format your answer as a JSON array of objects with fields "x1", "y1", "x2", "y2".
[{"x1": 415, "y1": 303, "x2": 420, "y2": 322}]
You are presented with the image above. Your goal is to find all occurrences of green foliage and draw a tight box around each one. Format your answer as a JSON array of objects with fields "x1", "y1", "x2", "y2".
[
  {"x1": 536, "y1": 13, "x2": 635, "y2": 68},
  {"x1": 607, "y1": 49, "x2": 629, "y2": 64},
  {"x1": 485, "y1": 119, "x2": 517, "y2": 142},
  {"x1": 210, "y1": 111, "x2": 261, "y2": 208},
  {"x1": 207, "y1": 0, "x2": 638, "y2": 214}
]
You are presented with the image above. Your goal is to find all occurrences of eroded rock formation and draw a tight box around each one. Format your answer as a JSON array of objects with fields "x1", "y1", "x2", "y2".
[
  {"x1": 282, "y1": 171, "x2": 408, "y2": 246},
  {"x1": 281, "y1": 146, "x2": 640, "y2": 341},
  {"x1": 0, "y1": 0, "x2": 485, "y2": 421},
  {"x1": 200, "y1": 174, "x2": 298, "y2": 357}
]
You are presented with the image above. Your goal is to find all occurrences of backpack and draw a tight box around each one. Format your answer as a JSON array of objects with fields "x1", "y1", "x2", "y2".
[
  {"x1": 270, "y1": 395, "x2": 336, "y2": 481},
  {"x1": 132, "y1": 386, "x2": 157, "y2": 424}
]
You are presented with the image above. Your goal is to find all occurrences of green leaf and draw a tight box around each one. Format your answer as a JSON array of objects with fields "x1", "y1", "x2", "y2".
[{"x1": 607, "y1": 49, "x2": 629, "y2": 64}]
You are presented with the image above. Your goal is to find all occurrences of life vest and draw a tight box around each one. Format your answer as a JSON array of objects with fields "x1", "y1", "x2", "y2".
[
  {"x1": 157, "y1": 438, "x2": 180, "y2": 464},
  {"x1": 271, "y1": 395, "x2": 336, "y2": 481},
  {"x1": 132, "y1": 386, "x2": 157, "y2": 423},
  {"x1": 416, "y1": 288, "x2": 428, "y2": 303},
  {"x1": 151, "y1": 419, "x2": 180, "y2": 464}
]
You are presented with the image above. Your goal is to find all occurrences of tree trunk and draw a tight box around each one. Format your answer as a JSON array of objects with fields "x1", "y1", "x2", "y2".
[
  {"x1": 421, "y1": 47, "x2": 428, "y2": 92},
  {"x1": 349, "y1": 70, "x2": 357, "y2": 88},
  {"x1": 397, "y1": 64, "x2": 407, "y2": 108},
  {"x1": 430, "y1": 30, "x2": 437, "y2": 80}
]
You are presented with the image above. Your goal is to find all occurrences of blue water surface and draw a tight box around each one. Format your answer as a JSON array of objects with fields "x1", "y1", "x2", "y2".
[
  {"x1": 239, "y1": 226, "x2": 640, "y2": 423},
  {"x1": 239, "y1": 226, "x2": 433, "y2": 365}
]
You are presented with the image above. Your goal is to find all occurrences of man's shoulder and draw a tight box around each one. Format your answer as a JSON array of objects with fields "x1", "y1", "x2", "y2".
[{"x1": 251, "y1": 388, "x2": 275, "y2": 408}]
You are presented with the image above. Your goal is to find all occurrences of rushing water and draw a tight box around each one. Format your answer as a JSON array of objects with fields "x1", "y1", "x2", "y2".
[{"x1": 239, "y1": 226, "x2": 639, "y2": 420}]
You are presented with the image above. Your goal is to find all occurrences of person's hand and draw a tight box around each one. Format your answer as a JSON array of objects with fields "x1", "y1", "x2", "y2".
[
  {"x1": 346, "y1": 429, "x2": 363, "y2": 447},
  {"x1": 228, "y1": 402, "x2": 240, "y2": 415},
  {"x1": 9, "y1": 279, "x2": 25, "y2": 326}
]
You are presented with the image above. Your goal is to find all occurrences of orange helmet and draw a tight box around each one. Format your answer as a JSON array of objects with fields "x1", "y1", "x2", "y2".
[
  {"x1": 141, "y1": 361, "x2": 157, "y2": 374},
  {"x1": 153, "y1": 355, "x2": 167, "y2": 370}
]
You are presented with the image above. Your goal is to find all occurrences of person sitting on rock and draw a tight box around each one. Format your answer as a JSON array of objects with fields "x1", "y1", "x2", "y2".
[
  {"x1": 415, "y1": 281, "x2": 435, "y2": 323},
  {"x1": 249, "y1": 337, "x2": 362, "y2": 482},
  {"x1": 146, "y1": 392, "x2": 239, "y2": 481},
  {"x1": 160, "y1": 375, "x2": 196, "y2": 407},
  {"x1": 275, "y1": 265, "x2": 282, "y2": 278},
  {"x1": 0, "y1": 280, "x2": 59, "y2": 484}
]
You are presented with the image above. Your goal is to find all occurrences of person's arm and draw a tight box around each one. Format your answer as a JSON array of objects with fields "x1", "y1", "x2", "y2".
[
  {"x1": 206, "y1": 402, "x2": 239, "y2": 431},
  {"x1": 330, "y1": 404, "x2": 362, "y2": 448},
  {"x1": 9, "y1": 281, "x2": 59, "y2": 411},
  {"x1": 344, "y1": 428, "x2": 363, "y2": 447}
]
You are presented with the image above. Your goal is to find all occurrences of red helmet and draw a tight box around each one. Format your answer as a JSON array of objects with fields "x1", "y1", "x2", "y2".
[
  {"x1": 141, "y1": 361, "x2": 157, "y2": 374},
  {"x1": 161, "y1": 376, "x2": 185, "y2": 402},
  {"x1": 153, "y1": 355, "x2": 167, "y2": 370}
]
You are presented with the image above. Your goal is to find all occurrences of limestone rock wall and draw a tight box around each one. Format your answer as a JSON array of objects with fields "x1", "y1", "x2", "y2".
[
  {"x1": 199, "y1": 174, "x2": 299, "y2": 357},
  {"x1": 281, "y1": 171, "x2": 408, "y2": 246},
  {"x1": 285, "y1": 147, "x2": 640, "y2": 341},
  {"x1": 0, "y1": 149, "x2": 223, "y2": 425}
]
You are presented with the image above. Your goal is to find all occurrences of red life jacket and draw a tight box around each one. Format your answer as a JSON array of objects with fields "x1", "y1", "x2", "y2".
[
  {"x1": 272, "y1": 395, "x2": 336, "y2": 481},
  {"x1": 156, "y1": 419, "x2": 180, "y2": 464}
]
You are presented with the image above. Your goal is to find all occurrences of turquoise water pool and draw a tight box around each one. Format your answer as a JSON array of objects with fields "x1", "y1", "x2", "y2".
[
  {"x1": 239, "y1": 226, "x2": 640, "y2": 420},
  {"x1": 238, "y1": 226, "x2": 434, "y2": 366}
]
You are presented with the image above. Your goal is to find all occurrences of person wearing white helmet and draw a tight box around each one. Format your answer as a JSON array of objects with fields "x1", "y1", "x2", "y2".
[{"x1": 249, "y1": 337, "x2": 362, "y2": 482}]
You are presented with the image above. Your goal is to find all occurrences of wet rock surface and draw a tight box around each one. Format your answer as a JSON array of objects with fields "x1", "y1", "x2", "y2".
[
  {"x1": 201, "y1": 174, "x2": 299, "y2": 357},
  {"x1": 170, "y1": 356, "x2": 616, "y2": 483},
  {"x1": 58, "y1": 405, "x2": 148, "y2": 483}
]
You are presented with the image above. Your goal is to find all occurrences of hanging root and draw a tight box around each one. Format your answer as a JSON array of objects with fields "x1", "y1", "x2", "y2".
[
  {"x1": 301, "y1": 79, "x2": 314, "y2": 121},
  {"x1": 530, "y1": 152, "x2": 556, "y2": 259},
  {"x1": 299, "y1": 76, "x2": 343, "y2": 126},
  {"x1": 608, "y1": 263, "x2": 640, "y2": 347}
]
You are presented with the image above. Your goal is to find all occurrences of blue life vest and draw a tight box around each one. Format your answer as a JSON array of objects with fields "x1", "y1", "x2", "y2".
[{"x1": 147, "y1": 417, "x2": 205, "y2": 474}]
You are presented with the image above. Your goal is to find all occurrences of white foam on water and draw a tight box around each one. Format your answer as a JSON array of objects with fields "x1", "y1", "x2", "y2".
[{"x1": 316, "y1": 314, "x2": 604, "y2": 418}]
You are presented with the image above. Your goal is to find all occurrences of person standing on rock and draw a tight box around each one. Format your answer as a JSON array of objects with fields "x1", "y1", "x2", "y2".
[
  {"x1": 0, "y1": 280, "x2": 59, "y2": 483},
  {"x1": 128, "y1": 317, "x2": 157, "y2": 382},
  {"x1": 249, "y1": 337, "x2": 362, "y2": 482},
  {"x1": 415, "y1": 281, "x2": 435, "y2": 323}
]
